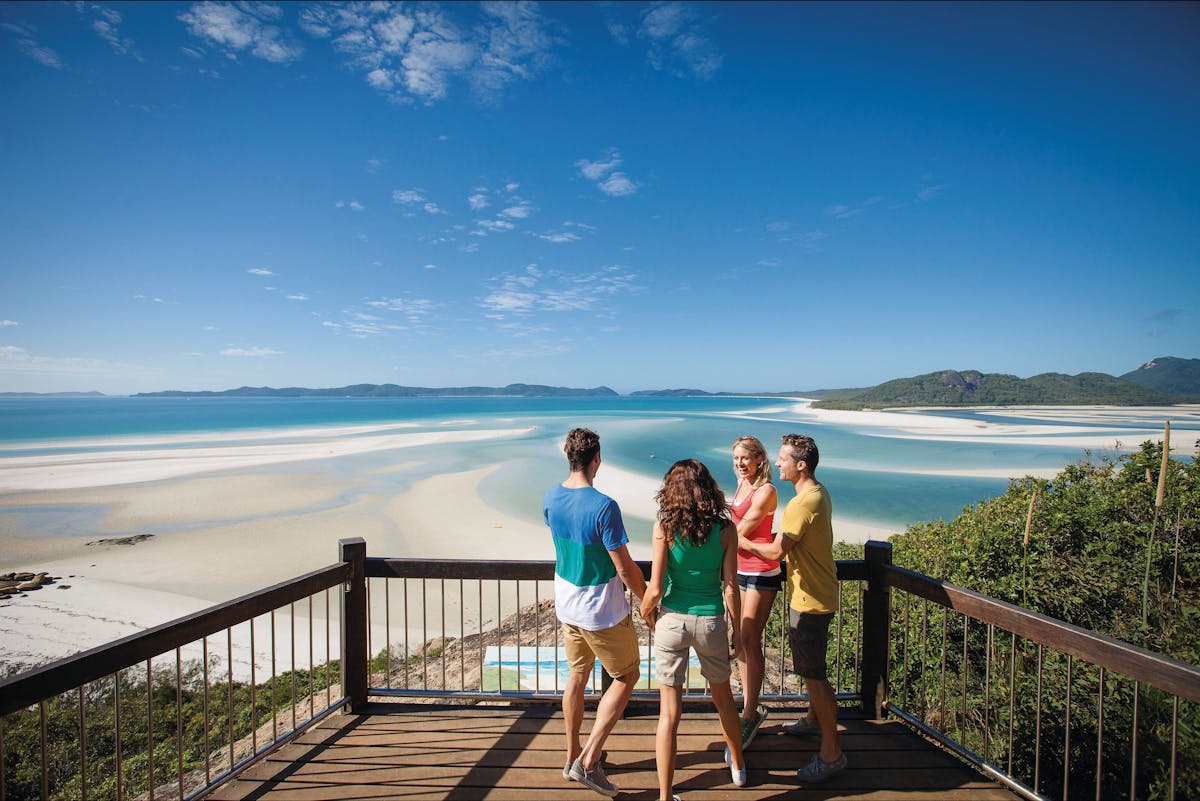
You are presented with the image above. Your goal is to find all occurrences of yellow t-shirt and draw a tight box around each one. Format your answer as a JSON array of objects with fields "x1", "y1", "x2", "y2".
[{"x1": 780, "y1": 483, "x2": 838, "y2": 614}]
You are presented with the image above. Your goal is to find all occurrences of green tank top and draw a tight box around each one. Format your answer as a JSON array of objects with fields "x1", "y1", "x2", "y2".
[{"x1": 662, "y1": 522, "x2": 725, "y2": 616}]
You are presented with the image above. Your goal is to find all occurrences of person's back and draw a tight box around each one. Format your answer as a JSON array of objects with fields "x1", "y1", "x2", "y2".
[
  {"x1": 662, "y1": 521, "x2": 724, "y2": 616},
  {"x1": 545, "y1": 483, "x2": 630, "y2": 629}
]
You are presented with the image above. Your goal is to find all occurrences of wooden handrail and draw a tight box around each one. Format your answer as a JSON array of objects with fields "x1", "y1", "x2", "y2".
[
  {"x1": 0, "y1": 562, "x2": 350, "y2": 717},
  {"x1": 884, "y1": 563, "x2": 1200, "y2": 704}
]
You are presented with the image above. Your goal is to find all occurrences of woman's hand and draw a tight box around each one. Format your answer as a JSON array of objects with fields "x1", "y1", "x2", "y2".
[
  {"x1": 728, "y1": 630, "x2": 743, "y2": 662},
  {"x1": 640, "y1": 601, "x2": 658, "y2": 630}
]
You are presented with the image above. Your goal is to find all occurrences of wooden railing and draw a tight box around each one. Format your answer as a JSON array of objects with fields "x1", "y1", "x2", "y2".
[{"x1": 2, "y1": 538, "x2": 1197, "y2": 801}]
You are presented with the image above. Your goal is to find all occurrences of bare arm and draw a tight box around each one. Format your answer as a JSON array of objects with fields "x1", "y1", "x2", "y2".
[
  {"x1": 735, "y1": 483, "x2": 777, "y2": 539},
  {"x1": 610, "y1": 542, "x2": 646, "y2": 604},
  {"x1": 738, "y1": 527, "x2": 797, "y2": 562},
  {"x1": 639, "y1": 521, "x2": 669, "y2": 628},
  {"x1": 720, "y1": 521, "x2": 743, "y2": 660}
]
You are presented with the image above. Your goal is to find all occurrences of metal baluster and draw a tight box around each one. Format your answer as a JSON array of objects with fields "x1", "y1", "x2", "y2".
[
  {"x1": 1095, "y1": 667, "x2": 1105, "y2": 801},
  {"x1": 940, "y1": 611, "x2": 948, "y2": 735},
  {"x1": 422, "y1": 576, "x2": 430, "y2": 692},
  {"x1": 365, "y1": 579, "x2": 373, "y2": 689},
  {"x1": 249, "y1": 617, "x2": 257, "y2": 756},
  {"x1": 516, "y1": 580, "x2": 521, "y2": 691},
  {"x1": 176, "y1": 649, "x2": 183, "y2": 800},
  {"x1": 290, "y1": 603, "x2": 297, "y2": 732},
  {"x1": 554, "y1": 578, "x2": 560, "y2": 695},
  {"x1": 461, "y1": 578, "x2": 467, "y2": 693},
  {"x1": 202, "y1": 640, "x2": 210, "y2": 785},
  {"x1": 79, "y1": 686, "x2": 87, "y2": 801},
  {"x1": 1130, "y1": 680, "x2": 1140, "y2": 800},
  {"x1": 1171, "y1": 695, "x2": 1180, "y2": 801},
  {"x1": 116, "y1": 671, "x2": 124, "y2": 801},
  {"x1": 533, "y1": 578, "x2": 540, "y2": 693},
  {"x1": 478, "y1": 579, "x2": 484, "y2": 694},
  {"x1": 1064, "y1": 654, "x2": 1073, "y2": 801},
  {"x1": 835, "y1": 578, "x2": 843, "y2": 690},
  {"x1": 1008, "y1": 632, "x2": 1016, "y2": 777},
  {"x1": 147, "y1": 659, "x2": 154, "y2": 801},
  {"x1": 325, "y1": 590, "x2": 332, "y2": 707},
  {"x1": 961, "y1": 616, "x2": 969, "y2": 745},
  {"x1": 314, "y1": 594, "x2": 319, "y2": 719},
  {"x1": 494, "y1": 580, "x2": 500, "y2": 693},
  {"x1": 442, "y1": 578, "x2": 447, "y2": 691},
  {"x1": 403, "y1": 577, "x2": 410, "y2": 691},
  {"x1": 227, "y1": 629, "x2": 233, "y2": 774},
  {"x1": 39, "y1": 700, "x2": 47, "y2": 801},
  {"x1": 984, "y1": 623, "x2": 992, "y2": 764},
  {"x1": 902, "y1": 593, "x2": 910, "y2": 708},
  {"x1": 1034, "y1": 644, "x2": 1042, "y2": 794},
  {"x1": 920, "y1": 599, "x2": 929, "y2": 719},
  {"x1": 855, "y1": 582, "x2": 862, "y2": 683},
  {"x1": 270, "y1": 611, "x2": 277, "y2": 743},
  {"x1": 2, "y1": 709, "x2": 7, "y2": 801},
  {"x1": 385, "y1": 578, "x2": 392, "y2": 690}
]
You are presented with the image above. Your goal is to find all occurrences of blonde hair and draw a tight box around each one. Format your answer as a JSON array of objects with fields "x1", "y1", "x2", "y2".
[{"x1": 732, "y1": 435, "x2": 772, "y2": 486}]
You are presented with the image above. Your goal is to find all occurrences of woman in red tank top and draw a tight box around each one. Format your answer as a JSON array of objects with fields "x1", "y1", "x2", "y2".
[{"x1": 730, "y1": 435, "x2": 779, "y2": 748}]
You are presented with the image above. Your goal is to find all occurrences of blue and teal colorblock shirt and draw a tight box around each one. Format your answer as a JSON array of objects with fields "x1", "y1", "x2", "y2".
[{"x1": 544, "y1": 484, "x2": 631, "y2": 630}]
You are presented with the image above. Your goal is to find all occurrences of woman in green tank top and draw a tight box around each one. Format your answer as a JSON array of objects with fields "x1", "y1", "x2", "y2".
[{"x1": 640, "y1": 459, "x2": 746, "y2": 801}]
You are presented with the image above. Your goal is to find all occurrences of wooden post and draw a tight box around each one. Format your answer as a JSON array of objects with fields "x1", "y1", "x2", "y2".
[
  {"x1": 860, "y1": 540, "x2": 892, "y2": 719},
  {"x1": 340, "y1": 537, "x2": 368, "y2": 713}
]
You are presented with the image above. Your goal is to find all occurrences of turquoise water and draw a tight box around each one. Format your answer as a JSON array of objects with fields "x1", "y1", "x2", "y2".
[{"x1": 0, "y1": 396, "x2": 1187, "y2": 540}]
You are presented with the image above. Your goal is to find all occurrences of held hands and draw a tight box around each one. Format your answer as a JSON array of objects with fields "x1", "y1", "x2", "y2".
[
  {"x1": 640, "y1": 600, "x2": 659, "y2": 630},
  {"x1": 728, "y1": 631, "x2": 743, "y2": 662}
]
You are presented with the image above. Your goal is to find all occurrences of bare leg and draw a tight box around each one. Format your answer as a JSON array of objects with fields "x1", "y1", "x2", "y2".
[
  {"x1": 655, "y1": 683, "x2": 682, "y2": 800},
  {"x1": 806, "y1": 677, "x2": 843, "y2": 764},
  {"x1": 737, "y1": 587, "x2": 777, "y2": 722},
  {"x1": 563, "y1": 669, "x2": 588, "y2": 767},
  {"x1": 580, "y1": 666, "x2": 639, "y2": 769},
  {"x1": 711, "y1": 679, "x2": 744, "y2": 770}
]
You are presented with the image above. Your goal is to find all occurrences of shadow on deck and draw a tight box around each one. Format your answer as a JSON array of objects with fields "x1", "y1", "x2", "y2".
[{"x1": 205, "y1": 701, "x2": 1016, "y2": 801}]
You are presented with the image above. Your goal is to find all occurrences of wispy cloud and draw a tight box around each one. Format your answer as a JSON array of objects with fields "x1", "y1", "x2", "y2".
[
  {"x1": 0, "y1": 345, "x2": 124, "y2": 375},
  {"x1": 299, "y1": 2, "x2": 558, "y2": 105},
  {"x1": 335, "y1": 199, "x2": 365, "y2": 211},
  {"x1": 576, "y1": 150, "x2": 640, "y2": 197},
  {"x1": 4, "y1": 22, "x2": 65, "y2": 69},
  {"x1": 247, "y1": 267, "x2": 275, "y2": 276},
  {"x1": 0, "y1": 320, "x2": 19, "y2": 327},
  {"x1": 220, "y1": 346, "x2": 283, "y2": 357},
  {"x1": 286, "y1": 294, "x2": 308, "y2": 301},
  {"x1": 637, "y1": 2, "x2": 723, "y2": 79},
  {"x1": 179, "y1": 2, "x2": 303, "y2": 64},
  {"x1": 481, "y1": 264, "x2": 638, "y2": 318},
  {"x1": 825, "y1": 195, "x2": 883, "y2": 219},
  {"x1": 366, "y1": 158, "x2": 384, "y2": 174},
  {"x1": 79, "y1": 3, "x2": 139, "y2": 58},
  {"x1": 468, "y1": 191, "x2": 490, "y2": 210}
]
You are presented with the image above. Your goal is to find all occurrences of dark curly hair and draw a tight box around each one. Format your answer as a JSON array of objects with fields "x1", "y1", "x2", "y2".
[{"x1": 655, "y1": 459, "x2": 730, "y2": 548}]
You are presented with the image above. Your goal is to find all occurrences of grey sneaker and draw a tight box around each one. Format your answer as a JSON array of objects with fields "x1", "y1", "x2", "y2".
[
  {"x1": 564, "y1": 761, "x2": 573, "y2": 780},
  {"x1": 569, "y1": 757, "x2": 619, "y2": 797},
  {"x1": 796, "y1": 752, "x2": 847, "y2": 784},
  {"x1": 781, "y1": 717, "x2": 820, "y2": 737},
  {"x1": 740, "y1": 704, "x2": 769, "y2": 747}
]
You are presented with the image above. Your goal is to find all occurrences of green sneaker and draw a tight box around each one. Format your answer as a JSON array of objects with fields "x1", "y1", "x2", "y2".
[{"x1": 740, "y1": 704, "x2": 769, "y2": 747}]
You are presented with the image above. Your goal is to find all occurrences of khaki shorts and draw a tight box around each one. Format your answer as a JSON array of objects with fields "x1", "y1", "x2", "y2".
[
  {"x1": 562, "y1": 614, "x2": 640, "y2": 679},
  {"x1": 653, "y1": 607, "x2": 731, "y2": 686}
]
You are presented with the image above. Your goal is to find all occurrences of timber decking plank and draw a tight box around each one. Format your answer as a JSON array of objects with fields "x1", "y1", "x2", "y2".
[{"x1": 203, "y1": 702, "x2": 1018, "y2": 801}]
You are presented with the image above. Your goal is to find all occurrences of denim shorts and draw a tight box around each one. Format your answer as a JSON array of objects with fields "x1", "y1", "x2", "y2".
[
  {"x1": 737, "y1": 571, "x2": 783, "y2": 591},
  {"x1": 653, "y1": 607, "x2": 731, "y2": 686}
]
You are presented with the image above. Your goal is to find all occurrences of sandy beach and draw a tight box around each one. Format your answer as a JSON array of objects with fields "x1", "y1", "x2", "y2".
[{"x1": 2, "y1": 402, "x2": 1192, "y2": 674}]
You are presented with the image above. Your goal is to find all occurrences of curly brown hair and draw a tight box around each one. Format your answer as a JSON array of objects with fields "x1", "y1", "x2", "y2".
[{"x1": 655, "y1": 459, "x2": 730, "y2": 548}]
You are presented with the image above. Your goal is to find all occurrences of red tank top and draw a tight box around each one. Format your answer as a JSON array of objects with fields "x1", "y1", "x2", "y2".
[{"x1": 730, "y1": 483, "x2": 779, "y2": 575}]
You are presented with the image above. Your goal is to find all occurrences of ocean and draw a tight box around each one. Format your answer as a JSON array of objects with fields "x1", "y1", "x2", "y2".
[{"x1": 2, "y1": 395, "x2": 1189, "y2": 541}]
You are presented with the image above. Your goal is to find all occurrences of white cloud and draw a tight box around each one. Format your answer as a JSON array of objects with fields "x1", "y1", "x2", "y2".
[
  {"x1": 500, "y1": 202, "x2": 533, "y2": 219},
  {"x1": 179, "y1": 2, "x2": 303, "y2": 64},
  {"x1": 916, "y1": 184, "x2": 945, "y2": 202},
  {"x1": 468, "y1": 193, "x2": 489, "y2": 210},
  {"x1": 577, "y1": 150, "x2": 639, "y2": 197},
  {"x1": 757, "y1": 257, "x2": 782, "y2": 267},
  {"x1": 536, "y1": 231, "x2": 581, "y2": 244},
  {"x1": 247, "y1": 268, "x2": 275, "y2": 276},
  {"x1": 302, "y1": 3, "x2": 556, "y2": 104},
  {"x1": 220, "y1": 346, "x2": 283, "y2": 357},
  {"x1": 0, "y1": 345, "x2": 125, "y2": 376},
  {"x1": 5, "y1": 22, "x2": 65, "y2": 69},
  {"x1": 286, "y1": 294, "x2": 308, "y2": 301},
  {"x1": 82, "y1": 4, "x2": 138, "y2": 58},
  {"x1": 638, "y1": 2, "x2": 723, "y2": 79},
  {"x1": 476, "y1": 219, "x2": 516, "y2": 233},
  {"x1": 366, "y1": 158, "x2": 384, "y2": 174},
  {"x1": 598, "y1": 172, "x2": 638, "y2": 197},
  {"x1": 392, "y1": 188, "x2": 426, "y2": 204},
  {"x1": 335, "y1": 199, "x2": 365, "y2": 211},
  {"x1": 0, "y1": 320, "x2": 19, "y2": 327},
  {"x1": 481, "y1": 264, "x2": 638, "y2": 317},
  {"x1": 576, "y1": 152, "x2": 622, "y2": 181},
  {"x1": 423, "y1": 202, "x2": 447, "y2": 215}
]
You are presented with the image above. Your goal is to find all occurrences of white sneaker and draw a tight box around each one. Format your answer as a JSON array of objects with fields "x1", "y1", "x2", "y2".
[{"x1": 724, "y1": 745, "x2": 747, "y2": 787}]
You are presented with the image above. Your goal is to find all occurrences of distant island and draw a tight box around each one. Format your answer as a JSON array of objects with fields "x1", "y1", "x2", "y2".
[
  {"x1": 35, "y1": 355, "x2": 1200, "y2": 408},
  {"x1": 133, "y1": 383, "x2": 619, "y2": 398}
]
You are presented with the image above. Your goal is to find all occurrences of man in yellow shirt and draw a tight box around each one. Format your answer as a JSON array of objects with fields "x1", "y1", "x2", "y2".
[{"x1": 737, "y1": 434, "x2": 846, "y2": 784}]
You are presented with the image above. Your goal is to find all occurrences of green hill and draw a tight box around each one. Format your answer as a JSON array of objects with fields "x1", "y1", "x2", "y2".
[
  {"x1": 813, "y1": 369, "x2": 1176, "y2": 409},
  {"x1": 1120, "y1": 356, "x2": 1200, "y2": 398}
]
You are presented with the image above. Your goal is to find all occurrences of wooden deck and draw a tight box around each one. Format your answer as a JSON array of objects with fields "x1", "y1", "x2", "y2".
[{"x1": 205, "y1": 700, "x2": 1017, "y2": 801}]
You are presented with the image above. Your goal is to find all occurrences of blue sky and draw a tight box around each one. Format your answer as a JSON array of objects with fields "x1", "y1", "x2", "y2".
[{"x1": 2, "y1": 1, "x2": 1198, "y2": 395}]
